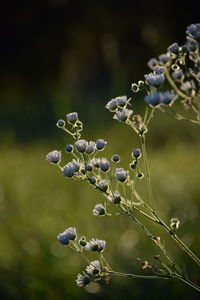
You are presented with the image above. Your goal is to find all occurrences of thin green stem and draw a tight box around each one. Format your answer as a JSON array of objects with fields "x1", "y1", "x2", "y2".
[
  {"x1": 140, "y1": 134, "x2": 155, "y2": 211},
  {"x1": 110, "y1": 270, "x2": 171, "y2": 280},
  {"x1": 164, "y1": 68, "x2": 188, "y2": 99},
  {"x1": 119, "y1": 205, "x2": 182, "y2": 275}
]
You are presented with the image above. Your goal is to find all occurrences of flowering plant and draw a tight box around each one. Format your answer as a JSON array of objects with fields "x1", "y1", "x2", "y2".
[{"x1": 47, "y1": 24, "x2": 200, "y2": 292}]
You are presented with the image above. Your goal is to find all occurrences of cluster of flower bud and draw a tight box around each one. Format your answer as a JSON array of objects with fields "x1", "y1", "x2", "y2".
[{"x1": 105, "y1": 96, "x2": 133, "y2": 123}]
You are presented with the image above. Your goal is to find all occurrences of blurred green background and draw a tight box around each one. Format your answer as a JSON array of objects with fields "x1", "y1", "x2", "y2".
[{"x1": 0, "y1": 0, "x2": 200, "y2": 299}]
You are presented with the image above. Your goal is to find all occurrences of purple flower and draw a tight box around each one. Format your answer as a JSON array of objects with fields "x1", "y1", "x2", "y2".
[
  {"x1": 115, "y1": 168, "x2": 129, "y2": 183},
  {"x1": 145, "y1": 73, "x2": 165, "y2": 87},
  {"x1": 66, "y1": 112, "x2": 78, "y2": 124},
  {"x1": 186, "y1": 23, "x2": 200, "y2": 41},
  {"x1": 86, "y1": 260, "x2": 101, "y2": 275},
  {"x1": 93, "y1": 204, "x2": 105, "y2": 216},
  {"x1": 57, "y1": 227, "x2": 77, "y2": 245},
  {"x1": 74, "y1": 139, "x2": 88, "y2": 153},
  {"x1": 85, "y1": 239, "x2": 106, "y2": 252},
  {"x1": 96, "y1": 139, "x2": 107, "y2": 151},
  {"x1": 46, "y1": 150, "x2": 61, "y2": 164}
]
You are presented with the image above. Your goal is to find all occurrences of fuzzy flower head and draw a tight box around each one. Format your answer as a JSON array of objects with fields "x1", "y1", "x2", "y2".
[
  {"x1": 167, "y1": 42, "x2": 179, "y2": 54},
  {"x1": 147, "y1": 57, "x2": 158, "y2": 70},
  {"x1": 113, "y1": 108, "x2": 133, "y2": 122},
  {"x1": 93, "y1": 204, "x2": 105, "y2": 216},
  {"x1": 99, "y1": 158, "x2": 110, "y2": 172},
  {"x1": 115, "y1": 168, "x2": 129, "y2": 183},
  {"x1": 57, "y1": 227, "x2": 77, "y2": 245},
  {"x1": 144, "y1": 73, "x2": 165, "y2": 87},
  {"x1": 63, "y1": 160, "x2": 81, "y2": 178},
  {"x1": 105, "y1": 96, "x2": 128, "y2": 112},
  {"x1": 96, "y1": 139, "x2": 107, "y2": 151},
  {"x1": 66, "y1": 112, "x2": 79, "y2": 124},
  {"x1": 46, "y1": 150, "x2": 61, "y2": 164},
  {"x1": 86, "y1": 141, "x2": 96, "y2": 154},
  {"x1": 186, "y1": 23, "x2": 200, "y2": 41},
  {"x1": 158, "y1": 54, "x2": 171, "y2": 64},
  {"x1": 132, "y1": 149, "x2": 141, "y2": 159},
  {"x1": 86, "y1": 260, "x2": 101, "y2": 275},
  {"x1": 97, "y1": 179, "x2": 109, "y2": 192},
  {"x1": 74, "y1": 139, "x2": 88, "y2": 153},
  {"x1": 85, "y1": 239, "x2": 106, "y2": 252},
  {"x1": 76, "y1": 272, "x2": 90, "y2": 287},
  {"x1": 108, "y1": 191, "x2": 121, "y2": 204}
]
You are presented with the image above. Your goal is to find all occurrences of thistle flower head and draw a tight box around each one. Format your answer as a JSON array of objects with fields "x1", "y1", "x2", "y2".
[
  {"x1": 144, "y1": 91, "x2": 161, "y2": 107},
  {"x1": 63, "y1": 160, "x2": 80, "y2": 177},
  {"x1": 97, "y1": 179, "x2": 109, "y2": 192},
  {"x1": 76, "y1": 272, "x2": 90, "y2": 287},
  {"x1": 108, "y1": 191, "x2": 121, "y2": 204},
  {"x1": 86, "y1": 260, "x2": 101, "y2": 275},
  {"x1": 99, "y1": 158, "x2": 110, "y2": 172},
  {"x1": 74, "y1": 139, "x2": 88, "y2": 153},
  {"x1": 147, "y1": 58, "x2": 158, "y2": 70},
  {"x1": 172, "y1": 69, "x2": 183, "y2": 80},
  {"x1": 46, "y1": 150, "x2": 61, "y2": 164},
  {"x1": 93, "y1": 204, "x2": 105, "y2": 216},
  {"x1": 115, "y1": 168, "x2": 129, "y2": 183},
  {"x1": 158, "y1": 54, "x2": 170, "y2": 64},
  {"x1": 153, "y1": 66, "x2": 165, "y2": 74},
  {"x1": 186, "y1": 23, "x2": 200, "y2": 41},
  {"x1": 85, "y1": 239, "x2": 106, "y2": 252},
  {"x1": 86, "y1": 141, "x2": 96, "y2": 154},
  {"x1": 96, "y1": 139, "x2": 107, "y2": 151},
  {"x1": 113, "y1": 108, "x2": 133, "y2": 122},
  {"x1": 105, "y1": 96, "x2": 128, "y2": 112},
  {"x1": 66, "y1": 112, "x2": 79, "y2": 124},
  {"x1": 144, "y1": 73, "x2": 165, "y2": 87},
  {"x1": 57, "y1": 227, "x2": 77, "y2": 245},
  {"x1": 167, "y1": 42, "x2": 179, "y2": 54}
]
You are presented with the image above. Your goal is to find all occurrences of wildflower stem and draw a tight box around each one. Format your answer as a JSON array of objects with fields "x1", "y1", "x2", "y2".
[
  {"x1": 109, "y1": 270, "x2": 171, "y2": 280},
  {"x1": 119, "y1": 205, "x2": 182, "y2": 275},
  {"x1": 164, "y1": 68, "x2": 188, "y2": 99},
  {"x1": 140, "y1": 134, "x2": 155, "y2": 211}
]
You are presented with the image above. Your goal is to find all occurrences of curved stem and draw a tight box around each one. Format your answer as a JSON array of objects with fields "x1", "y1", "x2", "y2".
[{"x1": 140, "y1": 134, "x2": 155, "y2": 211}]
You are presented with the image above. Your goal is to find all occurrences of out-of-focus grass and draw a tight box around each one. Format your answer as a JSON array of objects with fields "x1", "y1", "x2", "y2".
[{"x1": 0, "y1": 115, "x2": 200, "y2": 299}]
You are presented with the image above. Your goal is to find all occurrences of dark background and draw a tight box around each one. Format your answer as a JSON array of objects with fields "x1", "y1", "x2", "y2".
[
  {"x1": 0, "y1": 1, "x2": 200, "y2": 299},
  {"x1": 1, "y1": 0, "x2": 199, "y2": 142}
]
